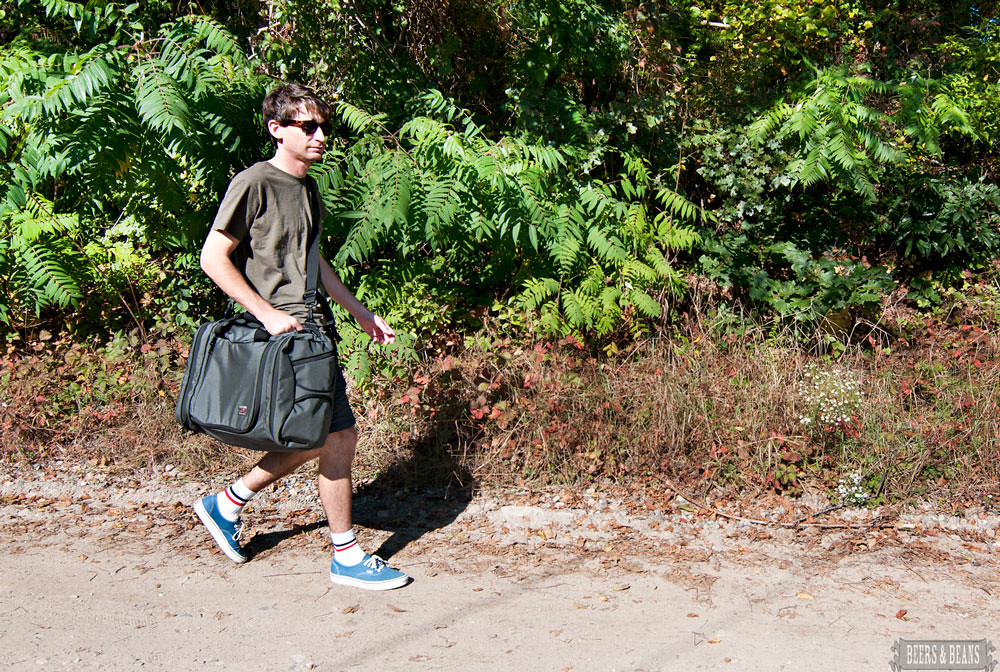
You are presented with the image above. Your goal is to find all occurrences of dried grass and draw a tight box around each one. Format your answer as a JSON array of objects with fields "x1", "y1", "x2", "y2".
[{"x1": 3, "y1": 301, "x2": 999, "y2": 508}]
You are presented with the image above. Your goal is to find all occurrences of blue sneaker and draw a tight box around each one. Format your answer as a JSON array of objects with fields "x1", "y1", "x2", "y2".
[
  {"x1": 330, "y1": 554, "x2": 409, "y2": 590},
  {"x1": 194, "y1": 495, "x2": 247, "y2": 564}
]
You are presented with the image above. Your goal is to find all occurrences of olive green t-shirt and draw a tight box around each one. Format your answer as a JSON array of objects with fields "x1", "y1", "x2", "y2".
[{"x1": 211, "y1": 161, "x2": 327, "y2": 321}]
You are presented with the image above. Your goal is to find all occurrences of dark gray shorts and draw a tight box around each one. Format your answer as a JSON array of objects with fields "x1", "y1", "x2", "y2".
[{"x1": 328, "y1": 364, "x2": 357, "y2": 435}]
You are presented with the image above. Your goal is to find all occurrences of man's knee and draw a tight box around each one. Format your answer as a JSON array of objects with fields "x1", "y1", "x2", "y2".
[{"x1": 323, "y1": 425, "x2": 358, "y2": 459}]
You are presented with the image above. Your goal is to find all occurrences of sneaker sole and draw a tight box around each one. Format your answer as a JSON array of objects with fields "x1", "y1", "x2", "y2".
[
  {"x1": 329, "y1": 572, "x2": 409, "y2": 591},
  {"x1": 194, "y1": 499, "x2": 247, "y2": 564}
]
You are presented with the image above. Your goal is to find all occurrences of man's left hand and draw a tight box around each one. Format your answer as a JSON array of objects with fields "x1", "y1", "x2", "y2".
[{"x1": 358, "y1": 311, "x2": 395, "y2": 345}]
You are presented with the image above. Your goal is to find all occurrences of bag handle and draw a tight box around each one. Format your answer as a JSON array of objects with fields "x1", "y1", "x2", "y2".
[{"x1": 212, "y1": 312, "x2": 271, "y2": 341}]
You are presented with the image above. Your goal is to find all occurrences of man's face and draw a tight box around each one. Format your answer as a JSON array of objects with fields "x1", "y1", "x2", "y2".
[{"x1": 269, "y1": 104, "x2": 328, "y2": 164}]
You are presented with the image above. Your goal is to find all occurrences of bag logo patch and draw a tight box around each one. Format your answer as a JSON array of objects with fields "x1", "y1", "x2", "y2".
[{"x1": 238, "y1": 405, "x2": 248, "y2": 416}]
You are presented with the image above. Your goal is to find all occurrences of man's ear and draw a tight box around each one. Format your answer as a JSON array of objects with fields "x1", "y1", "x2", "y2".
[{"x1": 266, "y1": 119, "x2": 283, "y2": 143}]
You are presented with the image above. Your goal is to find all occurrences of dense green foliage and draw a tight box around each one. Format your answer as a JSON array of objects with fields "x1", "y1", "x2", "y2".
[
  {"x1": 0, "y1": 0, "x2": 265, "y2": 332},
  {"x1": 317, "y1": 92, "x2": 702, "y2": 375},
  {"x1": 1, "y1": 0, "x2": 998, "y2": 361}
]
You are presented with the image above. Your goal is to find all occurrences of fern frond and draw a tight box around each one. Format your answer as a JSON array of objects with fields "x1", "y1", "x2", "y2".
[
  {"x1": 383, "y1": 155, "x2": 411, "y2": 227},
  {"x1": 931, "y1": 93, "x2": 974, "y2": 133},
  {"x1": 442, "y1": 133, "x2": 468, "y2": 161},
  {"x1": 600, "y1": 285, "x2": 623, "y2": 312},
  {"x1": 825, "y1": 130, "x2": 857, "y2": 173},
  {"x1": 851, "y1": 171, "x2": 876, "y2": 201},
  {"x1": 623, "y1": 258, "x2": 658, "y2": 283},
  {"x1": 9, "y1": 48, "x2": 117, "y2": 120},
  {"x1": 539, "y1": 301, "x2": 568, "y2": 336},
  {"x1": 656, "y1": 188, "x2": 705, "y2": 224},
  {"x1": 867, "y1": 133, "x2": 903, "y2": 163},
  {"x1": 7, "y1": 204, "x2": 85, "y2": 309},
  {"x1": 338, "y1": 101, "x2": 387, "y2": 134},
  {"x1": 625, "y1": 289, "x2": 661, "y2": 318},
  {"x1": 645, "y1": 244, "x2": 674, "y2": 277},
  {"x1": 549, "y1": 234, "x2": 582, "y2": 274},
  {"x1": 525, "y1": 145, "x2": 566, "y2": 171},
  {"x1": 518, "y1": 277, "x2": 560, "y2": 310},
  {"x1": 400, "y1": 116, "x2": 448, "y2": 146},
  {"x1": 513, "y1": 174, "x2": 547, "y2": 226},
  {"x1": 132, "y1": 61, "x2": 190, "y2": 134},
  {"x1": 420, "y1": 177, "x2": 460, "y2": 228},
  {"x1": 652, "y1": 214, "x2": 701, "y2": 250},
  {"x1": 335, "y1": 209, "x2": 384, "y2": 264},
  {"x1": 796, "y1": 143, "x2": 831, "y2": 187},
  {"x1": 179, "y1": 15, "x2": 246, "y2": 61},
  {"x1": 19, "y1": 243, "x2": 82, "y2": 307},
  {"x1": 578, "y1": 185, "x2": 613, "y2": 218},
  {"x1": 561, "y1": 287, "x2": 593, "y2": 329},
  {"x1": 586, "y1": 226, "x2": 629, "y2": 265},
  {"x1": 748, "y1": 101, "x2": 792, "y2": 144},
  {"x1": 13, "y1": 193, "x2": 78, "y2": 239},
  {"x1": 622, "y1": 153, "x2": 651, "y2": 188}
]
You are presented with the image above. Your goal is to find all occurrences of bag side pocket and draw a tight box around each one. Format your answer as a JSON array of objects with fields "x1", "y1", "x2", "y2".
[{"x1": 275, "y1": 334, "x2": 338, "y2": 448}]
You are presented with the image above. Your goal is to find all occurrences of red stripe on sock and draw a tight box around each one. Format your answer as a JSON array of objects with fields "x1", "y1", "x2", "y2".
[
  {"x1": 224, "y1": 490, "x2": 244, "y2": 506},
  {"x1": 335, "y1": 540, "x2": 358, "y2": 552}
]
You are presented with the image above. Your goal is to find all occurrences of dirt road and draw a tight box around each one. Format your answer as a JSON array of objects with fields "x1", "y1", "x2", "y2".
[{"x1": 2, "y1": 463, "x2": 998, "y2": 671}]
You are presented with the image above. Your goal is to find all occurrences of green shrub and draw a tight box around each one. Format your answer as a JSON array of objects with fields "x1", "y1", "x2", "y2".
[
  {"x1": 873, "y1": 169, "x2": 1000, "y2": 289},
  {"x1": 315, "y1": 91, "x2": 703, "y2": 368},
  {"x1": 0, "y1": 2, "x2": 264, "y2": 331}
]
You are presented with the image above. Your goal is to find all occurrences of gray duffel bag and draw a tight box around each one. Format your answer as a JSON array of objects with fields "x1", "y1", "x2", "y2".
[
  {"x1": 176, "y1": 217, "x2": 340, "y2": 452},
  {"x1": 175, "y1": 312, "x2": 339, "y2": 452}
]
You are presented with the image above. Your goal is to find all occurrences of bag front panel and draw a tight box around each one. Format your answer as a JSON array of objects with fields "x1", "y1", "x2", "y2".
[{"x1": 187, "y1": 337, "x2": 270, "y2": 434}]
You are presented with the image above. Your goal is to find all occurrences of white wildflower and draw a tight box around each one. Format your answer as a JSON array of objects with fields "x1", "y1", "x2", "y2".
[
  {"x1": 836, "y1": 470, "x2": 870, "y2": 506},
  {"x1": 797, "y1": 364, "x2": 863, "y2": 432}
]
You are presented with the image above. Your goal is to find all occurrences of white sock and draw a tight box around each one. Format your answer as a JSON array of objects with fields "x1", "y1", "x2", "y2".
[
  {"x1": 331, "y1": 529, "x2": 365, "y2": 566},
  {"x1": 216, "y1": 478, "x2": 256, "y2": 522}
]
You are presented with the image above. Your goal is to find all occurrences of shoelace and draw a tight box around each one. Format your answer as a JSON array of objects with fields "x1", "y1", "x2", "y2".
[
  {"x1": 362, "y1": 555, "x2": 387, "y2": 571},
  {"x1": 232, "y1": 520, "x2": 244, "y2": 542}
]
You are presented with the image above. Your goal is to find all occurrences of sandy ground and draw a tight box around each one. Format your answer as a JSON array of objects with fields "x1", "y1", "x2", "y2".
[{"x1": 1, "y1": 462, "x2": 998, "y2": 672}]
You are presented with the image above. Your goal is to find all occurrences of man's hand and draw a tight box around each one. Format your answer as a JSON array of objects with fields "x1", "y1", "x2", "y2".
[
  {"x1": 357, "y1": 311, "x2": 395, "y2": 345},
  {"x1": 260, "y1": 308, "x2": 302, "y2": 335}
]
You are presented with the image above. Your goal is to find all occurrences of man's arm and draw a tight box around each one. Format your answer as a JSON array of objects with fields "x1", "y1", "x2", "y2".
[
  {"x1": 200, "y1": 229, "x2": 303, "y2": 335},
  {"x1": 319, "y1": 257, "x2": 395, "y2": 345}
]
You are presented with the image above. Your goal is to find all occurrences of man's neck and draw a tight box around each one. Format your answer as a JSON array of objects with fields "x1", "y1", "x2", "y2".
[{"x1": 268, "y1": 152, "x2": 311, "y2": 178}]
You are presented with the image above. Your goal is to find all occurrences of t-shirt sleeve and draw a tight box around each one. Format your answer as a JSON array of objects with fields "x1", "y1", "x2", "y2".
[{"x1": 211, "y1": 174, "x2": 261, "y2": 242}]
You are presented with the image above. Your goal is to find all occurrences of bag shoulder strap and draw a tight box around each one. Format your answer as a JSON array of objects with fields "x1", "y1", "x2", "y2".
[{"x1": 303, "y1": 180, "x2": 332, "y2": 325}]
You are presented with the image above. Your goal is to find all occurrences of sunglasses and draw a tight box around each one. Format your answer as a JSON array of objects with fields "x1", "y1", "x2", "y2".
[{"x1": 283, "y1": 119, "x2": 333, "y2": 136}]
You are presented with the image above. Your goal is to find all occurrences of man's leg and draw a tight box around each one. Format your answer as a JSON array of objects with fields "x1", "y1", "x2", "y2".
[
  {"x1": 317, "y1": 426, "x2": 357, "y2": 534},
  {"x1": 244, "y1": 447, "x2": 320, "y2": 492},
  {"x1": 321, "y1": 426, "x2": 409, "y2": 590},
  {"x1": 194, "y1": 448, "x2": 319, "y2": 563}
]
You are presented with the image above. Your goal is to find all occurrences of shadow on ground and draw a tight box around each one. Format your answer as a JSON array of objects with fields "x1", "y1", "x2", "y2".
[
  {"x1": 353, "y1": 433, "x2": 476, "y2": 561},
  {"x1": 243, "y1": 520, "x2": 328, "y2": 558},
  {"x1": 241, "y1": 431, "x2": 475, "y2": 562}
]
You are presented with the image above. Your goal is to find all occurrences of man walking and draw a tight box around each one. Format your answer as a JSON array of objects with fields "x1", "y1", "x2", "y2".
[{"x1": 193, "y1": 83, "x2": 408, "y2": 590}]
